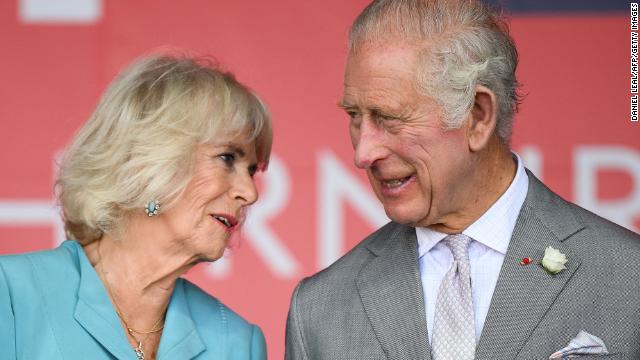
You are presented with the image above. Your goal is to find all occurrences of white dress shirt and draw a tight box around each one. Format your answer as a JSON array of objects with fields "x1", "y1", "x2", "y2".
[{"x1": 417, "y1": 153, "x2": 529, "y2": 343}]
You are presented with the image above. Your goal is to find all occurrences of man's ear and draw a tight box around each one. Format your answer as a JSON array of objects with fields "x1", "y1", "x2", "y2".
[{"x1": 465, "y1": 85, "x2": 498, "y2": 152}]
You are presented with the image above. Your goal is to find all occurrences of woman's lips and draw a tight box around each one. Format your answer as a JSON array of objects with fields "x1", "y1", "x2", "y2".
[{"x1": 211, "y1": 213, "x2": 238, "y2": 231}]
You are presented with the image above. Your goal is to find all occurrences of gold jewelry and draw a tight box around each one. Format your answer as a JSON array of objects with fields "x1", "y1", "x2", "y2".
[{"x1": 96, "y1": 241, "x2": 165, "y2": 360}]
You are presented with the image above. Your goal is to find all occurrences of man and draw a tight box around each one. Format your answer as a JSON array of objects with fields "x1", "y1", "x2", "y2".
[{"x1": 286, "y1": 1, "x2": 640, "y2": 359}]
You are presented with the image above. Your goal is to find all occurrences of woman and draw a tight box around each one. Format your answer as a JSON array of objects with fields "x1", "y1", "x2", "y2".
[{"x1": 0, "y1": 54, "x2": 271, "y2": 359}]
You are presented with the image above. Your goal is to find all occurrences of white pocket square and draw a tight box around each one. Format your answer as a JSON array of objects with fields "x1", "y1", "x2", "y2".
[{"x1": 549, "y1": 330, "x2": 609, "y2": 359}]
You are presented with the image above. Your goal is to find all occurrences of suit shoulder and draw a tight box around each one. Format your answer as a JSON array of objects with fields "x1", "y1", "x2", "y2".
[
  {"x1": 0, "y1": 241, "x2": 79, "y2": 283},
  {"x1": 180, "y1": 279, "x2": 260, "y2": 336},
  {"x1": 180, "y1": 279, "x2": 265, "y2": 357},
  {"x1": 533, "y1": 184, "x2": 640, "y2": 264},
  {"x1": 567, "y1": 201, "x2": 640, "y2": 250},
  {"x1": 0, "y1": 242, "x2": 80, "y2": 322},
  {"x1": 525, "y1": 175, "x2": 640, "y2": 252},
  {"x1": 295, "y1": 222, "x2": 398, "y2": 296}
]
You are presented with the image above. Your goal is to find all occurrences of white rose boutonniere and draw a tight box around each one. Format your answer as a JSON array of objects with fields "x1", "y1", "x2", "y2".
[{"x1": 541, "y1": 246, "x2": 567, "y2": 275}]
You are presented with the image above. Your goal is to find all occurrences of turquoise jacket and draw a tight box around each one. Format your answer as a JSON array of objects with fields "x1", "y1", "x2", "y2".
[{"x1": 0, "y1": 241, "x2": 266, "y2": 360}]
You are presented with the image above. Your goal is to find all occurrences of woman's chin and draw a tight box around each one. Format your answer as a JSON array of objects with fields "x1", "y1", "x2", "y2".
[{"x1": 195, "y1": 249, "x2": 226, "y2": 263}]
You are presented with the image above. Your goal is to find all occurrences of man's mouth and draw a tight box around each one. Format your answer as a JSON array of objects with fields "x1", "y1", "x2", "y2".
[{"x1": 381, "y1": 175, "x2": 413, "y2": 188}]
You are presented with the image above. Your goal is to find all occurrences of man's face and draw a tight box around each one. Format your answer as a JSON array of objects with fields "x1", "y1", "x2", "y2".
[{"x1": 341, "y1": 44, "x2": 474, "y2": 229}]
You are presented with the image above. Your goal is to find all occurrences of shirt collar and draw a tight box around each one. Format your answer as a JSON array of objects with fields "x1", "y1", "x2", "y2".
[{"x1": 416, "y1": 152, "x2": 529, "y2": 257}]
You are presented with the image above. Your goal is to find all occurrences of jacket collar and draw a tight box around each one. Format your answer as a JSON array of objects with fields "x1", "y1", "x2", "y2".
[
  {"x1": 69, "y1": 241, "x2": 205, "y2": 360},
  {"x1": 475, "y1": 171, "x2": 585, "y2": 359},
  {"x1": 359, "y1": 223, "x2": 432, "y2": 360},
  {"x1": 156, "y1": 279, "x2": 206, "y2": 359},
  {"x1": 359, "y1": 170, "x2": 586, "y2": 360},
  {"x1": 72, "y1": 240, "x2": 137, "y2": 359}
]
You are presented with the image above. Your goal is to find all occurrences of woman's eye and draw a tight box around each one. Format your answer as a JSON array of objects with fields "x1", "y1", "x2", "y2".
[
  {"x1": 248, "y1": 164, "x2": 258, "y2": 177},
  {"x1": 219, "y1": 153, "x2": 235, "y2": 165}
]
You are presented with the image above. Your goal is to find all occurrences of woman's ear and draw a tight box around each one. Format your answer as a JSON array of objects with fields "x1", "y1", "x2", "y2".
[{"x1": 466, "y1": 85, "x2": 498, "y2": 152}]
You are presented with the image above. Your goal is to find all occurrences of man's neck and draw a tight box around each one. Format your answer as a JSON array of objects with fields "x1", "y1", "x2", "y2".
[{"x1": 428, "y1": 140, "x2": 516, "y2": 234}]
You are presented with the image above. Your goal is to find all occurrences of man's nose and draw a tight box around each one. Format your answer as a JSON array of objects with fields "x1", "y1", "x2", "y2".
[{"x1": 353, "y1": 118, "x2": 388, "y2": 169}]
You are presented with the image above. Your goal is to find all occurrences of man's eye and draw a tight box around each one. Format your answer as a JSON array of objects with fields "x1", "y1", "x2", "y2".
[
  {"x1": 349, "y1": 115, "x2": 362, "y2": 130},
  {"x1": 346, "y1": 110, "x2": 359, "y2": 119},
  {"x1": 377, "y1": 113, "x2": 397, "y2": 122}
]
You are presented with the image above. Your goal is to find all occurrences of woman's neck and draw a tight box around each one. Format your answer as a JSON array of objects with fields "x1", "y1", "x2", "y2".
[{"x1": 83, "y1": 232, "x2": 197, "y2": 333}]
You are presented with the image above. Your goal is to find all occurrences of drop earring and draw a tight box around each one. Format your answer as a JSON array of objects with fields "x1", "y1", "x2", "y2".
[{"x1": 144, "y1": 200, "x2": 160, "y2": 217}]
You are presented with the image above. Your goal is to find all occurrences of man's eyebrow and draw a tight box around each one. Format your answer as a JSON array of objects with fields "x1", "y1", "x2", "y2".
[
  {"x1": 337, "y1": 101, "x2": 400, "y2": 113},
  {"x1": 337, "y1": 100, "x2": 354, "y2": 109}
]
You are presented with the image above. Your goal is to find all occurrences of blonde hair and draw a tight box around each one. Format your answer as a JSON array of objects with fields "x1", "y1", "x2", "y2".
[{"x1": 56, "y1": 53, "x2": 272, "y2": 244}]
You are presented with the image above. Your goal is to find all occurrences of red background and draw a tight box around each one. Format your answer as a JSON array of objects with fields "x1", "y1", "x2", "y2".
[{"x1": 1, "y1": 1, "x2": 638, "y2": 358}]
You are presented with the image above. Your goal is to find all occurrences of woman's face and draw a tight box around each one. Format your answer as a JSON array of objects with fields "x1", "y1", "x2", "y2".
[{"x1": 159, "y1": 129, "x2": 260, "y2": 262}]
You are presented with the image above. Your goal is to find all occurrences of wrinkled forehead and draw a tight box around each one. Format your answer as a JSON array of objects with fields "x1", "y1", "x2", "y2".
[
  {"x1": 343, "y1": 44, "x2": 424, "y2": 99},
  {"x1": 346, "y1": 42, "x2": 421, "y2": 75}
]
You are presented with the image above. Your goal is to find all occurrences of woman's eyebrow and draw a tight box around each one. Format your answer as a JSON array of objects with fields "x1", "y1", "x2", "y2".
[{"x1": 218, "y1": 143, "x2": 246, "y2": 158}]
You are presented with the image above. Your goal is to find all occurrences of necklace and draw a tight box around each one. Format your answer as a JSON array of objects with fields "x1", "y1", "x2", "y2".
[{"x1": 96, "y1": 241, "x2": 165, "y2": 360}]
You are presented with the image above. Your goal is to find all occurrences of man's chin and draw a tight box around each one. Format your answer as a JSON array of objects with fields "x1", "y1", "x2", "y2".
[{"x1": 384, "y1": 207, "x2": 428, "y2": 228}]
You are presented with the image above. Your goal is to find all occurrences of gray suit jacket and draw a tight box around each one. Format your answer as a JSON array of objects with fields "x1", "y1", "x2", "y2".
[{"x1": 285, "y1": 173, "x2": 640, "y2": 359}]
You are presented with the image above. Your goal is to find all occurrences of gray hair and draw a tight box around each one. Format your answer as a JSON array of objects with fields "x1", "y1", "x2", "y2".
[
  {"x1": 349, "y1": 0, "x2": 521, "y2": 143},
  {"x1": 56, "y1": 53, "x2": 272, "y2": 244}
]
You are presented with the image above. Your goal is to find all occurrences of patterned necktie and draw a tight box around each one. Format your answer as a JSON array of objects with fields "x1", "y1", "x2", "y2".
[{"x1": 431, "y1": 233, "x2": 475, "y2": 360}]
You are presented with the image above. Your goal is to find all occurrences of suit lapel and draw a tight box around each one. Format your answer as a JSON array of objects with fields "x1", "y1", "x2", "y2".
[
  {"x1": 73, "y1": 243, "x2": 138, "y2": 360},
  {"x1": 74, "y1": 300, "x2": 136, "y2": 360},
  {"x1": 475, "y1": 173, "x2": 585, "y2": 359},
  {"x1": 156, "y1": 279, "x2": 206, "y2": 360},
  {"x1": 356, "y1": 224, "x2": 431, "y2": 360},
  {"x1": 73, "y1": 243, "x2": 205, "y2": 360}
]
